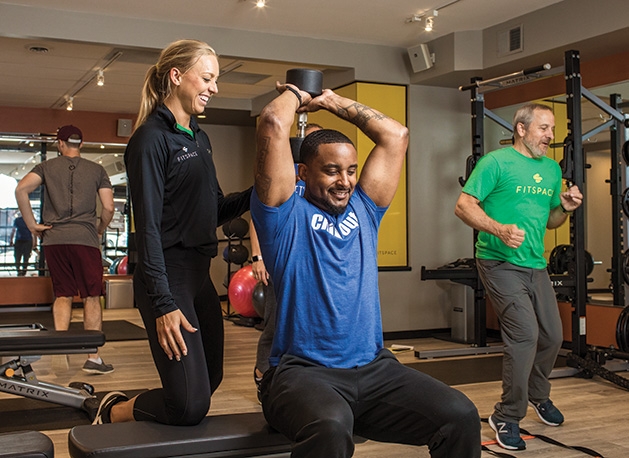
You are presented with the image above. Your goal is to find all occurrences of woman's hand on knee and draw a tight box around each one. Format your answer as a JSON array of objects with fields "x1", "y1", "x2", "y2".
[{"x1": 156, "y1": 310, "x2": 197, "y2": 361}]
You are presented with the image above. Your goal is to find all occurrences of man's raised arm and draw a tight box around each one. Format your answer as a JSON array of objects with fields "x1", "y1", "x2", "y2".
[
  {"x1": 255, "y1": 84, "x2": 311, "y2": 207},
  {"x1": 302, "y1": 90, "x2": 409, "y2": 207}
]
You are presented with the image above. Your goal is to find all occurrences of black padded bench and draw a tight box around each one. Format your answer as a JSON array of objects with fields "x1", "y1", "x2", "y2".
[
  {"x1": 68, "y1": 412, "x2": 292, "y2": 458},
  {"x1": 0, "y1": 324, "x2": 105, "y2": 355},
  {"x1": 0, "y1": 324, "x2": 105, "y2": 416},
  {"x1": 0, "y1": 430, "x2": 54, "y2": 458}
]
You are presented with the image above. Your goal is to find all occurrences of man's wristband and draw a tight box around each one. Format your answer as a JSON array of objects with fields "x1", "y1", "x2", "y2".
[
  {"x1": 560, "y1": 204, "x2": 573, "y2": 214},
  {"x1": 251, "y1": 255, "x2": 263, "y2": 263},
  {"x1": 284, "y1": 85, "x2": 302, "y2": 107}
]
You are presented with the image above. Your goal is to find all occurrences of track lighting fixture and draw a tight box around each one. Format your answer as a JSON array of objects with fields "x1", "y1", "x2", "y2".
[
  {"x1": 407, "y1": 1, "x2": 464, "y2": 33},
  {"x1": 425, "y1": 17, "x2": 434, "y2": 32},
  {"x1": 406, "y1": 10, "x2": 437, "y2": 32},
  {"x1": 54, "y1": 51, "x2": 122, "y2": 111}
]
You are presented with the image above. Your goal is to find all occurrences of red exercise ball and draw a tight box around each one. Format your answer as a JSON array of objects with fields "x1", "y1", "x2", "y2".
[
  {"x1": 117, "y1": 255, "x2": 128, "y2": 275},
  {"x1": 227, "y1": 265, "x2": 259, "y2": 318}
]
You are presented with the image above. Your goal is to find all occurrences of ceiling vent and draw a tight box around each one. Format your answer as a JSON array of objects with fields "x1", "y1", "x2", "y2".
[{"x1": 497, "y1": 24, "x2": 523, "y2": 57}]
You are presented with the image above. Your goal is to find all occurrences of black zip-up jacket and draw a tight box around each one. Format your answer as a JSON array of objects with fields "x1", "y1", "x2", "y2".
[{"x1": 125, "y1": 105, "x2": 251, "y2": 316}]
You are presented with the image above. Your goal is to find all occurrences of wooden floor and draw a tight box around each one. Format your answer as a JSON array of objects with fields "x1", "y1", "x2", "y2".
[{"x1": 2, "y1": 306, "x2": 629, "y2": 457}]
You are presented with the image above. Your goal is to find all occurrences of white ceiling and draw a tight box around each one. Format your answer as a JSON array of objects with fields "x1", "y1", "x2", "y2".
[
  {"x1": 0, "y1": 0, "x2": 565, "y2": 114},
  {"x1": 3, "y1": 0, "x2": 564, "y2": 48},
  {"x1": 0, "y1": 0, "x2": 626, "y2": 182}
]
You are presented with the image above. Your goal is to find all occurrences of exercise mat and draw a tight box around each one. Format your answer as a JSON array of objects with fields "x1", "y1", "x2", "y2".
[
  {"x1": 0, "y1": 311, "x2": 146, "y2": 341},
  {"x1": 406, "y1": 354, "x2": 567, "y2": 386}
]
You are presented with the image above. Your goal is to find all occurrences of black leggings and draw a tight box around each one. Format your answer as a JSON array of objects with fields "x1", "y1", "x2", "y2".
[{"x1": 132, "y1": 246, "x2": 223, "y2": 425}]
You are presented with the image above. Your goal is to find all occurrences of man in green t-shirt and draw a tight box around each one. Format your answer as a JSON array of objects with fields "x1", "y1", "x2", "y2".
[{"x1": 455, "y1": 103, "x2": 583, "y2": 451}]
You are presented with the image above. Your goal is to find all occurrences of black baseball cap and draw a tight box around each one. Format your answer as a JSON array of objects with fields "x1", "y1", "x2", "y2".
[{"x1": 57, "y1": 125, "x2": 83, "y2": 144}]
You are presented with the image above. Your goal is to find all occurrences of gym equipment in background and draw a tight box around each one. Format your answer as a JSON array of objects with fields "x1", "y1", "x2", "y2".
[
  {"x1": 117, "y1": 255, "x2": 128, "y2": 275},
  {"x1": 252, "y1": 281, "x2": 266, "y2": 318},
  {"x1": 227, "y1": 265, "x2": 260, "y2": 319},
  {"x1": 222, "y1": 218, "x2": 249, "y2": 240},
  {"x1": 422, "y1": 50, "x2": 629, "y2": 391},
  {"x1": 0, "y1": 324, "x2": 105, "y2": 420},
  {"x1": 421, "y1": 61, "x2": 552, "y2": 356},
  {"x1": 221, "y1": 217, "x2": 260, "y2": 327}
]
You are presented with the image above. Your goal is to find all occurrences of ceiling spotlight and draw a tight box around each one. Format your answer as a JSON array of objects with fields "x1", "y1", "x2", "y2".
[
  {"x1": 97, "y1": 69, "x2": 105, "y2": 87},
  {"x1": 66, "y1": 96, "x2": 74, "y2": 111},
  {"x1": 255, "y1": 0, "x2": 266, "y2": 7},
  {"x1": 425, "y1": 17, "x2": 434, "y2": 32},
  {"x1": 407, "y1": 9, "x2": 438, "y2": 31}
]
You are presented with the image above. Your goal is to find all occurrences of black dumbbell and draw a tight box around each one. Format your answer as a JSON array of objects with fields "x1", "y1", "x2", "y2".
[{"x1": 285, "y1": 68, "x2": 323, "y2": 97}]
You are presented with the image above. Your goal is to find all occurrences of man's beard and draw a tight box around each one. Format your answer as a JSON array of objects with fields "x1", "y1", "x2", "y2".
[
  {"x1": 308, "y1": 192, "x2": 351, "y2": 216},
  {"x1": 523, "y1": 136, "x2": 547, "y2": 158},
  {"x1": 323, "y1": 201, "x2": 348, "y2": 216}
]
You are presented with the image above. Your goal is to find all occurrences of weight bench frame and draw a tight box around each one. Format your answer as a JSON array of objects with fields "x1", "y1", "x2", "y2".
[
  {"x1": 69, "y1": 411, "x2": 292, "y2": 458},
  {"x1": 0, "y1": 323, "x2": 105, "y2": 416}
]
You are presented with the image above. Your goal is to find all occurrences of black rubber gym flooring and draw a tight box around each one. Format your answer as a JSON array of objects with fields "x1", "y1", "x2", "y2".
[
  {"x1": 0, "y1": 311, "x2": 147, "y2": 341},
  {"x1": 406, "y1": 354, "x2": 568, "y2": 385}
]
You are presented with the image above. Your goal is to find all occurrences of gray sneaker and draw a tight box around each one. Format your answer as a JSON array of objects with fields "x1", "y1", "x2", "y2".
[{"x1": 82, "y1": 359, "x2": 114, "y2": 374}]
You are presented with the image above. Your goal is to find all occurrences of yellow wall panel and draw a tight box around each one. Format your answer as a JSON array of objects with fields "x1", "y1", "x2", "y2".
[
  {"x1": 540, "y1": 99, "x2": 571, "y2": 260},
  {"x1": 293, "y1": 82, "x2": 408, "y2": 267},
  {"x1": 356, "y1": 83, "x2": 407, "y2": 267}
]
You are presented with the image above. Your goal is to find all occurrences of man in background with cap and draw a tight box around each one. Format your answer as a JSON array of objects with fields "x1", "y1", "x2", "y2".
[{"x1": 15, "y1": 125, "x2": 116, "y2": 374}]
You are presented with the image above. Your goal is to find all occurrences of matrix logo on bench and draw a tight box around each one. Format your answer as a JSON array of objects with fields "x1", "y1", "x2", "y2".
[{"x1": 0, "y1": 380, "x2": 49, "y2": 398}]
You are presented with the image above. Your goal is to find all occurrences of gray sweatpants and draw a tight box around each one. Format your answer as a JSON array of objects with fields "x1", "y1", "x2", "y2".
[{"x1": 477, "y1": 259, "x2": 563, "y2": 424}]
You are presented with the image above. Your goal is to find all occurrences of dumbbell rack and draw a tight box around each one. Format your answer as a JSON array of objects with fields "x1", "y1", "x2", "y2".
[
  {"x1": 223, "y1": 234, "x2": 245, "y2": 320},
  {"x1": 222, "y1": 218, "x2": 247, "y2": 315},
  {"x1": 222, "y1": 219, "x2": 261, "y2": 328}
]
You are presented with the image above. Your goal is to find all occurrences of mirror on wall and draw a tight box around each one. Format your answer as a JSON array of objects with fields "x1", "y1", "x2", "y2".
[{"x1": 0, "y1": 134, "x2": 128, "y2": 277}]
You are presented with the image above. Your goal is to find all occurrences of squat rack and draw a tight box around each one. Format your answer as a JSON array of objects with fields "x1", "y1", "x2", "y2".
[
  {"x1": 421, "y1": 50, "x2": 629, "y2": 381},
  {"x1": 419, "y1": 61, "x2": 556, "y2": 358}
]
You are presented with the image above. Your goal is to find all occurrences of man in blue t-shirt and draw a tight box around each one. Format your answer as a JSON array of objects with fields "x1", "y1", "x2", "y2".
[
  {"x1": 251, "y1": 84, "x2": 480, "y2": 457},
  {"x1": 455, "y1": 103, "x2": 583, "y2": 451},
  {"x1": 11, "y1": 213, "x2": 35, "y2": 276},
  {"x1": 251, "y1": 123, "x2": 322, "y2": 400}
]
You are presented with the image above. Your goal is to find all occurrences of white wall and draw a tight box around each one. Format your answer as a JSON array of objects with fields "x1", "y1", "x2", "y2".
[
  {"x1": 199, "y1": 124, "x2": 257, "y2": 297},
  {"x1": 379, "y1": 84, "x2": 472, "y2": 332}
]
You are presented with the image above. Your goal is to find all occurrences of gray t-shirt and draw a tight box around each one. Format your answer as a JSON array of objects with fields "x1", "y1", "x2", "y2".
[{"x1": 31, "y1": 155, "x2": 112, "y2": 248}]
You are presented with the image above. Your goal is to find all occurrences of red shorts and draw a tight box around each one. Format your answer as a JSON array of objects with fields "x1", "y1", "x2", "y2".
[{"x1": 44, "y1": 245, "x2": 104, "y2": 298}]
